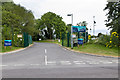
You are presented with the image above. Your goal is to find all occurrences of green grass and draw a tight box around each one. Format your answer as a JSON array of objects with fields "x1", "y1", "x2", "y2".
[
  {"x1": 73, "y1": 43, "x2": 119, "y2": 57},
  {"x1": 34, "y1": 40, "x2": 62, "y2": 45},
  {"x1": 1, "y1": 46, "x2": 23, "y2": 53}
]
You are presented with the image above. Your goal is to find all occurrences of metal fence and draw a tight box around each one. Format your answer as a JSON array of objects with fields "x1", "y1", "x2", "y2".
[
  {"x1": 62, "y1": 32, "x2": 71, "y2": 47},
  {"x1": 23, "y1": 32, "x2": 32, "y2": 47},
  {"x1": 62, "y1": 32, "x2": 88, "y2": 47}
]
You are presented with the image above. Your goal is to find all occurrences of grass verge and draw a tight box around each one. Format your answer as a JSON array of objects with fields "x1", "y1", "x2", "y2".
[
  {"x1": 1, "y1": 46, "x2": 23, "y2": 53},
  {"x1": 34, "y1": 40, "x2": 62, "y2": 45},
  {"x1": 72, "y1": 43, "x2": 119, "y2": 57}
]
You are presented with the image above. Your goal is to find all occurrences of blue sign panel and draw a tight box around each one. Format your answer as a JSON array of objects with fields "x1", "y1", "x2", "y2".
[
  {"x1": 72, "y1": 26, "x2": 86, "y2": 32},
  {"x1": 4, "y1": 40, "x2": 12, "y2": 46},
  {"x1": 78, "y1": 38, "x2": 83, "y2": 45}
]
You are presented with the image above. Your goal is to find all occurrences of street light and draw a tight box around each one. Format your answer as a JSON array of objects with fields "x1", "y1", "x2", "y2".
[
  {"x1": 67, "y1": 14, "x2": 73, "y2": 49},
  {"x1": 93, "y1": 16, "x2": 96, "y2": 36}
]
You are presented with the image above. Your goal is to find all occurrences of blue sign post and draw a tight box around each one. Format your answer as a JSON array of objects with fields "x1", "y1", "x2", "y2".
[
  {"x1": 78, "y1": 38, "x2": 83, "y2": 45},
  {"x1": 4, "y1": 40, "x2": 12, "y2": 46},
  {"x1": 4, "y1": 40, "x2": 12, "y2": 49}
]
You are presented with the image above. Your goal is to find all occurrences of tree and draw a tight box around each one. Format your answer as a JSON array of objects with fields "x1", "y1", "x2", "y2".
[
  {"x1": 77, "y1": 21, "x2": 88, "y2": 26},
  {"x1": 35, "y1": 12, "x2": 67, "y2": 40},
  {"x1": 76, "y1": 21, "x2": 88, "y2": 30},
  {"x1": 97, "y1": 33, "x2": 103, "y2": 37},
  {"x1": 2, "y1": 2, "x2": 37, "y2": 40},
  {"x1": 104, "y1": 2, "x2": 120, "y2": 34}
]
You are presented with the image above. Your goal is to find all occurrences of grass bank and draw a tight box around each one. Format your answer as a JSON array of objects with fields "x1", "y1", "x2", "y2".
[
  {"x1": 1, "y1": 46, "x2": 23, "y2": 53},
  {"x1": 72, "y1": 43, "x2": 119, "y2": 57},
  {"x1": 34, "y1": 40, "x2": 62, "y2": 45}
]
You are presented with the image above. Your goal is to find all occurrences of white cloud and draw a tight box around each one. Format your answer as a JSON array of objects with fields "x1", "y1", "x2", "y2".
[{"x1": 13, "y1": 0, "x2": 110, "y2": 35}]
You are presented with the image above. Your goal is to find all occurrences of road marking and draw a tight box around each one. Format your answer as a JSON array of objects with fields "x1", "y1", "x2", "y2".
[
  {"x1": 73, "y1": 61, "x2": 83, "y2": 63},
  {"x1": 30, "y1": 64, "x2": 40, "y2": 66},
  {"x1": 47, "y1": 61, "x2": 56, "y2": 65},
  {"x1": 112, "y1": 60, "x2": 118, "y2": 63},
  {"x1": 47, "y1": 61, "x2": 56, "y2": 64},
  {"x1": 45, "y1": 49, "x2": 47, "y2": 53},
  {"x1": 60, "y1": 61, "x2": 72, "y2": 65},
  {"x1": 75, "y1": 63, "x2": 86, "y2": 64},
  {"x1": 45, "y1": 55, "x2": 47, "y2": 65},
  {"x1": 88, "y1": 62, "x2": 99, "y2": 64},
  {"x1": 14, "y1": 64, "x2": 25, "y2": 66},
  {"x1": 0, "y1": 65, "x2": 8, "y2": 67},
  {"x1": 102, "y1": 62, "x2": 113, "y2": 64},
  {"x1": 73, "y1": 61, "x2": 86, "y2": 64}
]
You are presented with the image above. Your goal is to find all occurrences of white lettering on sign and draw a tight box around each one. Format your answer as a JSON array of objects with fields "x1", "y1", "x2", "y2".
[
  {"x1": 17, "y1": 34, "x2": 22, "y2": 38},
  {"x1": 5, "y1": 43, "x2": 11, "y2": 45}
]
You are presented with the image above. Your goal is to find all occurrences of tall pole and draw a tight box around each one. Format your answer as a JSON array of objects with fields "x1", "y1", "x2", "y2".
[
  {"x1": 71, "y1": 14, "x2": 73, "y2": 49},
  {"x1": 93, "y1": 16, "x2": 95, "y2": 36},
  {"x1": 67, "y1": 14, "x2": 73, "y2": 49},
  {"x1": 12, "y1": 25, "x2": 14, "y2": 46}
]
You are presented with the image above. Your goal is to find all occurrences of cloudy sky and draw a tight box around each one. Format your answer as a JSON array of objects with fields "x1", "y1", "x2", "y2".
[{"x1": 13, "y1": 0, "x2": 110, "y2": 35}]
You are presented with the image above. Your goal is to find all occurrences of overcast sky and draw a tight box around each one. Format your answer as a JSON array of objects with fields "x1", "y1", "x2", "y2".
[{"x1": 13, "y1": 0, "x2": 110, "y2": 35}]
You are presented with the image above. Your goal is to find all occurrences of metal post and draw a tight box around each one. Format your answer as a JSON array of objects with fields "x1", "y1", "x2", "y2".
[
  {"x1": 85, "y1": 32, "x2": 86, "y2": 43},
  {"x1": 67, "y1": 14, "x2": 73, "y2": 49},
  {"x1": 71, "y1": 14, "x2": 73, "y2": 49},
  {"x1": 12, "y1": 25, "x2": 14, "y2": 46},
  {"x1": 93, "y1": 16, "x2": 95, "y2": 36}
]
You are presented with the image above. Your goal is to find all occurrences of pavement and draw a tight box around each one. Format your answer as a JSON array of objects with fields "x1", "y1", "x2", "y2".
[{"x1": 1, "y1": 42, "x2": 119, "y2": 78}]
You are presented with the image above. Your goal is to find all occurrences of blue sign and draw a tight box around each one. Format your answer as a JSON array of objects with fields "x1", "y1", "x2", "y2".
[
  {"x1": 72, "y1": 26, "x2": 86, "y2": 32},
  {"x1": 78, "y1": 38, "x2": 83, "y2": 45},
  {"x1": 4, "y1": 40, "x2": 12, "y2": 46}
]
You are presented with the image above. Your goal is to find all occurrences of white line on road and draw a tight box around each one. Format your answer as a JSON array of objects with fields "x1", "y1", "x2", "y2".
[
  {"x1": 73, "y1": 61, "x2": 83, "y2": 63},
  {"x1": 30, "y1": 64, "x2": 40, "y2": 66},
  {"x1": 0, "y1": 65, "x2": 8, "y2": 67},
  {"x1": 88, "y1": 62, "x2": 99, "y2": 64},
  {"x1": 61, "y1": 61, "x2": 70, "y2": 63},
  {"x1": 45, "y1": 49, "x2": 47, "y2": 53},
  {"x1": 45, "y1": 55, "x2": 48, "y2": 65},
  {"x1": 102, "y1": 62, "x2": 113, "y2": 64},
  {"x1": 75, "y1": 63, "x2": 86, "y2": 64},
  {"x1": 60, "y1": 61, "x2": 72, "y2": 65},
  {"x1": 47, "y1": 61, "x2": 56, "y2": 64},
  {"x1": 14, "y1": 64, "x2": 25, "y2": 66}
]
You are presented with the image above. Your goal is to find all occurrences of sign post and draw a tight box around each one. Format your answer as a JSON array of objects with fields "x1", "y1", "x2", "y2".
[
  {"x1": 72, "y1": 26, "x2": 86, "y2": 47},
  {"x1": 4, "y1": 40, "x2": 12, "y2": 49}
]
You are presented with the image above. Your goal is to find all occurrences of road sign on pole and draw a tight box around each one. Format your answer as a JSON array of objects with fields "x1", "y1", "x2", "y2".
[{"x1": 4, "y1": 40, "x2": 12, "y2": 46}]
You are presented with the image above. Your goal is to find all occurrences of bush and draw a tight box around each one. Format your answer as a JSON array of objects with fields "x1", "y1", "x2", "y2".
[{"x1": 97, "y1": 32, "x2": 119, "y2": 48}]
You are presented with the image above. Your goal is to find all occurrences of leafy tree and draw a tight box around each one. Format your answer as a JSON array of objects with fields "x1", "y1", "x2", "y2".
[
  {"x1": 97, "y1": 33, "x2": 103, "y2": 37},
  {"x1": 104, "y1": 2, "x2": 120, "y2": 34},
  {"x1": 76, "y1": 21, "x2": 88, "y2": 30},
  {"x1": 36, "y1": 12, "x2": 67, "y2": 40},
  {"x1": 77, "y1": 21, "x2": 88, "y2": 26},
  {"x1": 2, "y1": 2, "x2": 36, "y2": 41}
]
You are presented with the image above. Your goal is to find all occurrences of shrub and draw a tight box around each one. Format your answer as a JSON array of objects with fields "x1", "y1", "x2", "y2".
[{"x1": 97, "y1": 32, "x2": 119, "y2": 48}]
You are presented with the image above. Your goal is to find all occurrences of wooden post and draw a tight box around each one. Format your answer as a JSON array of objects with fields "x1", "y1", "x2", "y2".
[{"x1": 4, "y1": 46, "x2": 6, "y2": 49}]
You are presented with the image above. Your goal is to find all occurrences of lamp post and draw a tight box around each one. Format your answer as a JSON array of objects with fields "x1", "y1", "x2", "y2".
[
  {"x1": 67, "y1": 14, "x2": 73, "y2": 49},
  {"x1": 93, "y1": 16, "x2": 96, "y2": 37}
]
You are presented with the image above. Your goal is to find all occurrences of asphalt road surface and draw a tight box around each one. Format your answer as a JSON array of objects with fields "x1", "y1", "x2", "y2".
[{"x1": 1, "y1": 42, "x2": 119, "y2": 78}]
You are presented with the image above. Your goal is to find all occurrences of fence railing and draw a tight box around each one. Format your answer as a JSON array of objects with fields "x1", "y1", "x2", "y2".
[{"x1": 62, "y1": 32, "x2": 88, "y2": 47}]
